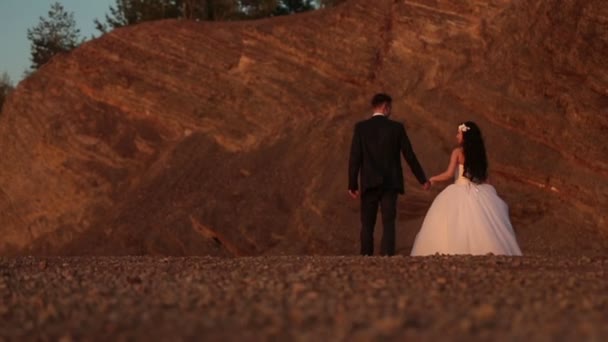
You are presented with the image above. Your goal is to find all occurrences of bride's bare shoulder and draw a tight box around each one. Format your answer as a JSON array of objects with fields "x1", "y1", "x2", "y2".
[
  {"x1": 451, "y1": 147, "x2": 464, "y2": 156},
  {"x1": 452, "y1": 147, "x2": 464, "y2": 162}
]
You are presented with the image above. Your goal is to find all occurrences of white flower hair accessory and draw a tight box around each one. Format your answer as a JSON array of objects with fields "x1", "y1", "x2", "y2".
[{"x1": 458, "y1": 124, "x2": 470, "y2": 132}]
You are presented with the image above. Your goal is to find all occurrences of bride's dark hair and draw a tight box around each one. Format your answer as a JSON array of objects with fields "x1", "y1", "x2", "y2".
[{"x1": 461, "y1": 121, "x2": 488, "y2": 183}]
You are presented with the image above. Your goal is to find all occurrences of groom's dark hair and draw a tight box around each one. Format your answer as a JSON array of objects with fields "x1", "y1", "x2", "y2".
[{"x1": 371, "y1": 93, "x2": 392, "y2": 108}]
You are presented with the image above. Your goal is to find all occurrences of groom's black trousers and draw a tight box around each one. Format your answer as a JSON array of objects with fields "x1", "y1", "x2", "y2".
[{"x1": 360, "y1": 188, "x2": 398, "y2": 256}]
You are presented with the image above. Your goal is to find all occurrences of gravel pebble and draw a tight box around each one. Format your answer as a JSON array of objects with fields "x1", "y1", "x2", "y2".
[{"x1": 0, "y1": 256, "x2": 607, "y2": 340}]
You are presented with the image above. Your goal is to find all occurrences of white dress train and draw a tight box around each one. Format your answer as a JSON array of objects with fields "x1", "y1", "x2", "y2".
[{"x1": 411, "y1": 165, "x2": 522, "y2": 256}]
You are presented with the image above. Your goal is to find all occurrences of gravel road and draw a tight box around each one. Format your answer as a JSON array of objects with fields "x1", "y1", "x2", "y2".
[{"x1": 1, "y1": 256, "x2": 607, "y2": 341}]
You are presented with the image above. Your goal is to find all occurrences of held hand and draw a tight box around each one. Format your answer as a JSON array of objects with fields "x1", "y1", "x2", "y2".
[
  {"x1": 348, "y1": 190, "x2": 360, "y2": 199},
  {"x1": 423, "y1": 181, "x2": 432, "y2": 191}
]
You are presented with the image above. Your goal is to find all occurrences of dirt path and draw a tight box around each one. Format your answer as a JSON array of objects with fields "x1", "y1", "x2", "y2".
[{"x1": 1, "y1": 256, "x2": 607, "y2": 340}]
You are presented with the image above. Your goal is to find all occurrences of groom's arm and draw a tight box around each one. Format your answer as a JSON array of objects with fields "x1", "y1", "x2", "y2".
[
  {"x1": 348, "y1": 124, "x2": 362, "y2": 191},
  {"x1": 399, "y1": 124, "x2": 427, "y2": 184}
]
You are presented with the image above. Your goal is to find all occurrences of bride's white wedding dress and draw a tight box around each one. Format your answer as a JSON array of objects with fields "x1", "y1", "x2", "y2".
[{"x1": 411, "y1": 164, "x2": 522, "y2": 256}]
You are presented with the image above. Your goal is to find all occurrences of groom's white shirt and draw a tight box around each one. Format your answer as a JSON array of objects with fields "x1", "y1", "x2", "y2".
[{"x1": 372, "y1": 112, "x2": 385, "y2": 117}]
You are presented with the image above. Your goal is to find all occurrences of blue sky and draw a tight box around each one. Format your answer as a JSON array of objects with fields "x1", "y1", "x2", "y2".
[{"x1": 0, "y1": 0, "x2": 114, "y2": 83}]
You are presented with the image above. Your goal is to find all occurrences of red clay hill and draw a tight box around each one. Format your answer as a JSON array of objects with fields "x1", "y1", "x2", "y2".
[{"x1": 1, "y1": 0, "x2": 607, "y2": 256}]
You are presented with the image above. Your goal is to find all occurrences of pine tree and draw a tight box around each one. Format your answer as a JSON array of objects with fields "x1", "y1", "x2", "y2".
[
  {"x1": 0, "y1": 72, "x2": 14, "y2": 113},
  {"x1": 26, "y1": 2, "x2": 82, "y2": 70},
  {"x1": 274, "y1": 0, "x2": 315, "y2": 15},
  {"x1": 95, "y1": 0, "x2": 183, "y2": 33}
]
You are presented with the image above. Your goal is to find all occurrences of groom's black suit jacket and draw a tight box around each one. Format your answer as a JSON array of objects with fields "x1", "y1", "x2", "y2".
[{"x1": 348, "y1": 115, "x2": 427, "y2": 194}]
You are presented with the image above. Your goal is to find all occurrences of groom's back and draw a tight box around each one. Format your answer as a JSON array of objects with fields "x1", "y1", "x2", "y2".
[
  {"x1": 358, "y1": 116, "x2": 401, "y2": 157},
  {"x1": 355, "y1": 116, "x2": 404, "y2": 191},
  {"x1": 349, "y1": 93, "x2": 427, "y2": 194}
]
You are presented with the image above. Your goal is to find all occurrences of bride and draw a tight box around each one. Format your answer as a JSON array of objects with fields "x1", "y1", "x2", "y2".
[{"x1": 411, "y1": 122, "x2": 522, "y2": 256}]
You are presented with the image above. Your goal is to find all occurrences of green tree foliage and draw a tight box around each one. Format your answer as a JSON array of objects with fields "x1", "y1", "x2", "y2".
[
  {"x1": 241, "y1": 0, "x2": 314, "y2": 17},
  {"x1": 0, "y1": 72, "x2": 14, "y2": 113},
  {"x1": 274, "y1": 0, "x2": 315, "y2": 15},
  {"x1": 239, "y1": 0, "x2": 279, "y2": 18},
  {"x1": 26, "y1": 2, "x2": 82, "y2": 70},
  {"x1": 317, "y1": 0, "x2": 347, "y2": 8},
  {"x1": 183, "y1": 0, "x2": 242, "y2": 20},
  {"x1": 95, "y1": 0, "x2": 342, "y2": 33},
  {"x1": 95, "y1": 0, "x2": 184, "y2": 33},
  {"x1": 95, "y1": 0, "x2": 244, "y2": 33}
]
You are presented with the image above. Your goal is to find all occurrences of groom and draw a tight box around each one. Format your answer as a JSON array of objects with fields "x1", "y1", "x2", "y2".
[{"x1": 348, "y1": 93, "x2": 430, "y2": 256}]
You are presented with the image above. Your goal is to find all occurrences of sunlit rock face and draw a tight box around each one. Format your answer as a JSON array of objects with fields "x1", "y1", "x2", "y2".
[{"x1": 0, "y1": 0, "x2": 606, "y2": 256}]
